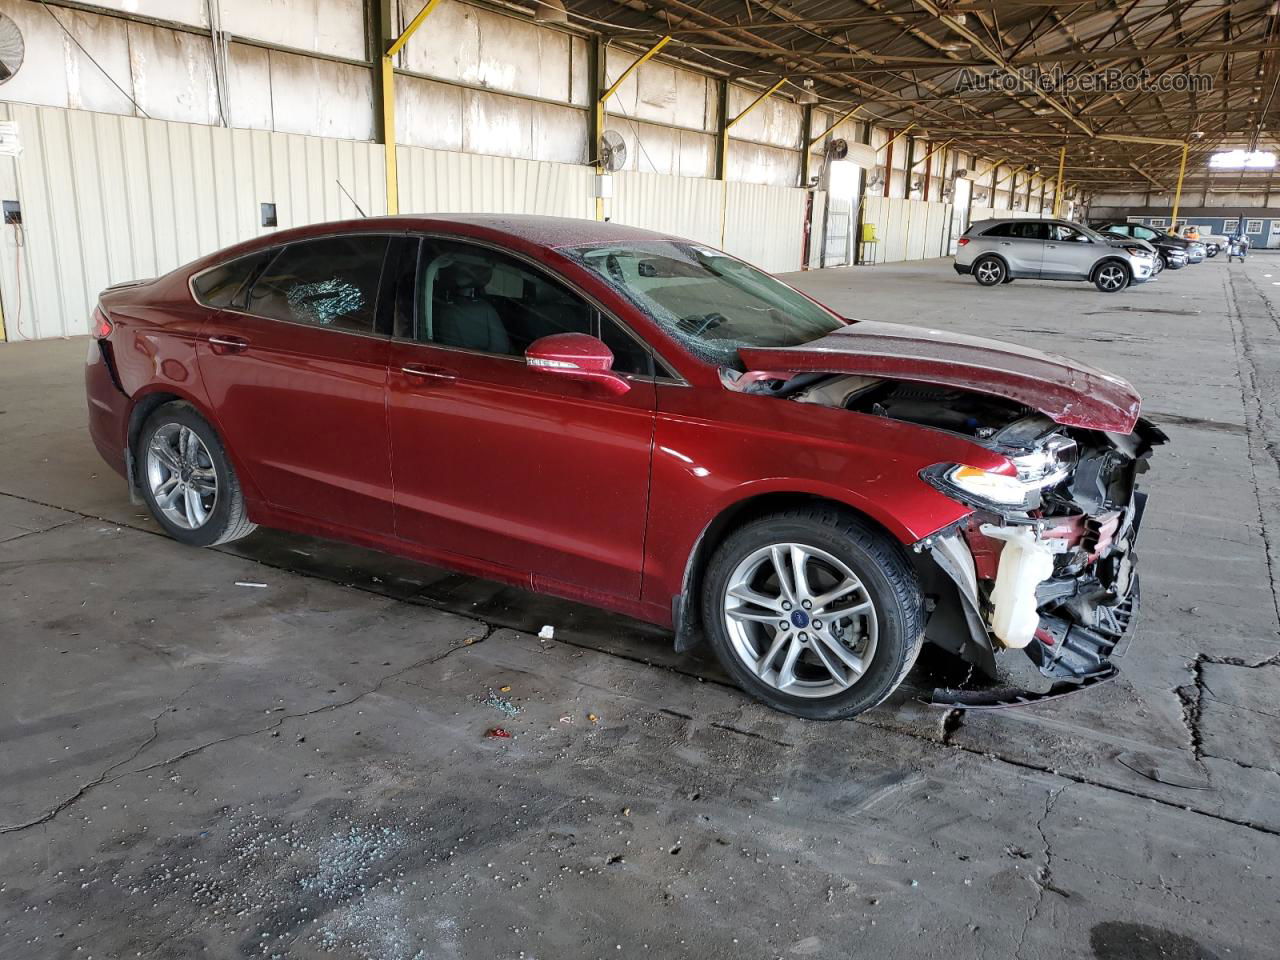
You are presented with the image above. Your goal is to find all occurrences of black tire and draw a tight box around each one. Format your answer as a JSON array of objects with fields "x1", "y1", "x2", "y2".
[
  {"x1": 700, "y1": 507, "x2": 925, "y2": 720},
  {"x1": 1092, "y1": 260, "x2": 1130, "y2": 293},
  {"x1": 137, "y1": 402, "x2": 257, "y2": 547},
  {"x1": 972, "y1": 255, "x2": 1005, "y2": 287},
  {"x1": 1001, "y1": 275, "x2": 1016, "y2": 284}
]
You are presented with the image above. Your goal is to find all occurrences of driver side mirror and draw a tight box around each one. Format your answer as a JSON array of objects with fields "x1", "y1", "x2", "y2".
[{"x1": 525, "y1": 332, "x2": 631, "y2": 396}]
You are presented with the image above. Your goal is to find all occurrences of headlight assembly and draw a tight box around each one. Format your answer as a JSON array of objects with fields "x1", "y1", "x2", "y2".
[{"x1": 923, "y1": 435, "x2": 1077, "y2": 515}]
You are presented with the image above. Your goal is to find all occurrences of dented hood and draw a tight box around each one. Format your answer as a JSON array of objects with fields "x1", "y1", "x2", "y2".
[{"x1": 738, "y1": 320, "x2": 1142, "y2": 433}]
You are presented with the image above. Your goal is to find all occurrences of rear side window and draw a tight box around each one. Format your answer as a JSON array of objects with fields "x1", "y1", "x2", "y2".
[
  {"x1": 983, "y1": 222, "x2": 1046, "y2": 239},
  {"x1": 192, "y1": 251, "x2": 273, "y2": 309},
  {"x1": 244, "y1": 235, "x2": 390, "y2": 333}
]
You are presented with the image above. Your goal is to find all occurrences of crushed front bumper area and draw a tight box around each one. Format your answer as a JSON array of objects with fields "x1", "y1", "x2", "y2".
[{"x1": 918, "y1": 492, "x2": 1147, "y2": 709}]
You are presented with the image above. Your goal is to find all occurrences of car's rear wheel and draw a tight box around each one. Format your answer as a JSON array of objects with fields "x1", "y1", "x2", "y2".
[
  {"x1": 973, "y1": 256, "x2": 1005, "y2": 286},
  {"x1": 138, "y1": 402, "x2": 257, "y2": 547},
  {"x1": 700, "y1": 507, "x2": 925, "y2": 720},
  {"x1": 1093, "y1": 261, "x2": 1130, "y2": 293}
]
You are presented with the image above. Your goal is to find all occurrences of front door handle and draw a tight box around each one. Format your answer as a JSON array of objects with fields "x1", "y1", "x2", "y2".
[
  {"x1": 400, "y1": 364, "x2": 457, "y2": 382},
  {"x1": 207, "y1": 335, "x2": 249, "y2": 354},
  {"x1": 999, "y1": 241, "x2": 1012, "y2": 246},
  {"x1": 1046, "y1": 244, "x2": 1058, "y2": 249}
]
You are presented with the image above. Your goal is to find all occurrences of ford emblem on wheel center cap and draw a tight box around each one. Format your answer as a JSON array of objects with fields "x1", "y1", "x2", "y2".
[{"x1": 791, "y1": 610, "x2": 810, "y2": 628}]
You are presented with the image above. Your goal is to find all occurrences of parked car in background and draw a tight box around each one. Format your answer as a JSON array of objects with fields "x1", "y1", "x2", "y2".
[
  {"x1": 85, "y1": 215, "x2": 1163, "y2": 720},
  {"x1": 1090, "y1": 230, "x2": 1162, "y2": 277},
  {"x1": 1089, "y1": 220, "x2": 1190, "y2": 271},
  {"x1": 1185, "y1": 240, "x2": 1206, "y2": 264},
  {"x1": 1094, "y1": 230, "x2": 1165, "y2": 277},
  {"x1": 955, "y1": 218, "x2": 1155, "y2": 292}
]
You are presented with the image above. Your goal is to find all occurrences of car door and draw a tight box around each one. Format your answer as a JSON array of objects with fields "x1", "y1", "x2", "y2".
[
  {"x1": 195, "y1": 233, "x2": 396, "y2": 534},
  {"x1": 985, "y1": 221, "x2": 1045, "y2": 277},
  {"x1": 1042, "y1": 223, "x2": 1095, "y2": 278},
  {"x1": 385, "y1": 236, "x2": 658, "y2": 599}
]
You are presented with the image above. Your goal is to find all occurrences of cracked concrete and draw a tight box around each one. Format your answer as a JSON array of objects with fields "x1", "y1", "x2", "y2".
[{"x1": 2, "y1": 255, "x2": 1279, "y2": 958}]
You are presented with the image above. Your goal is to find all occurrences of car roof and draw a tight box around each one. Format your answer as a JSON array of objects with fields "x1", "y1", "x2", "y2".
[
  {"x1": 969, "y1": 217, "x2": 1086, "y2": 230},
  {"x1": 236, "y1": 214, "x2": 680, "y2": 251}
]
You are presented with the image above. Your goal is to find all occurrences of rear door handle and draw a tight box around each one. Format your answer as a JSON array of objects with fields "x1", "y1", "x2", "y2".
[
  {"x1": 400, "y1": 363, "x2": 457, "y2": 382},
  {"x1": 999, "y1": 241, "x2": 1012, "y2": 246},
  {"x1": 207, "y1": 335, "x2": 249, "y2": 354}
]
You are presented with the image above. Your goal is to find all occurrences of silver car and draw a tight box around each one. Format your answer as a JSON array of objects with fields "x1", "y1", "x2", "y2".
[{"x1": 955, "y1": 218, "x2": 1155, "y2": 293}]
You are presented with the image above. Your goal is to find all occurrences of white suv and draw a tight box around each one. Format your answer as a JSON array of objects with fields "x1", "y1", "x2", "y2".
[{"x1": 955, "y1": 218, "x2": 1155, "y2": 293}]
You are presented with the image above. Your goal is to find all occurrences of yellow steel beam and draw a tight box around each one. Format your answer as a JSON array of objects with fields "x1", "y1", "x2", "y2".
[
  {"x1": 875, "y1": 122, "x2": 916, "y2": 155},
  {"x1": 388, "y1": 0, "x2": 444, "y2": 58},
  {"x1": 383, "y1": 0, "x2": 445, "y2": 214},
  {"x1": 1169, "y1": 142, "x2": 1190, "y2": 230},
  {"x1": 808, "y1": 103, "x2": 862, "y2": 148},
  {"x1": 993, "y1": 163, "x2": 1026, "y2": 189},
  {"x1": 1052, "y1": 145, "x2": 1066, "y2": 217},
  {"x1": 914, "y1": 138, "x2": 953, "y2": 169},
  {"x1": 596, "y1": 36, "x2": 671, "y2": 220},
  {"x1": 726, "y1": 78, "x2": 787, "y2": 131},
  {"x1": 718, "y1": 78, "x2": 786, "y2": 243},
  {"x1": 602, "y1": 36, "x2": 671, "y2": 104}
]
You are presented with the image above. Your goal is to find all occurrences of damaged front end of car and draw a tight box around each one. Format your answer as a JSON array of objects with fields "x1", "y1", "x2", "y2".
[
  {"x1": 800, "y1": 376, "x2": 1165, "y2": 704},
  {"x1": 734, "y1": 321, "x2": 1166, "y2": 706}
]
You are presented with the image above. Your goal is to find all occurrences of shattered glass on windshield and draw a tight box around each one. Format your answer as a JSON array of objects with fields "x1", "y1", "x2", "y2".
[{"x1": 565, "y1": 241, "x2": 845, "y2": 367}]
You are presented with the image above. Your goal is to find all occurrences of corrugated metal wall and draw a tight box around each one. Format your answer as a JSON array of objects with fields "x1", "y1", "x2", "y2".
[
  {"x1": 0, "y1": 103, "x2": 385, "y2": 340},
  {"x1": 862, "y1": 197, "x2": 954, "y2": 264},
  {"x1": 0, "y1": 103, "x2": 810, "y2": 340}
]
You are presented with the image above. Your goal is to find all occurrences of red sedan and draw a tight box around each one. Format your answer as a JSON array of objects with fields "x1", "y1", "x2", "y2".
[{"x1": 85, "y1": 216, "x2": 1162, "y2": 719}]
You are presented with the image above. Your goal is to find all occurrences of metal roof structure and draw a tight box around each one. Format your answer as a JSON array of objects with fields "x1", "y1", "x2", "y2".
[{"x1": 555, "y1": 0, "x2": 1280, "y2": 194}]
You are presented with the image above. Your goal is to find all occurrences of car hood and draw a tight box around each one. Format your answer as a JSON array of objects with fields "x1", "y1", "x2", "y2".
[{"x1": 737, "y1": 320, "x2": 1143, "y2": 433}]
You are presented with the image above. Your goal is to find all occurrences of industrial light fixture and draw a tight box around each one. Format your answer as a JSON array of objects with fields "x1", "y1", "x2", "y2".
[
  {"x1": 533, "y1": 0, "x2": 569, "y2": 24},
  {"x1": 796, "y1": 78, "x2": 819, "y2": 105}
]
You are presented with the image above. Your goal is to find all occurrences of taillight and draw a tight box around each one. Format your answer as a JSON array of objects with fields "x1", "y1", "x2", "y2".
[
  {"x1": 92, "y1": 308, "x2": 113, "y2": 340},
  {"x1": 957, "y1": 236, "x2": 970, "y2": 246}
]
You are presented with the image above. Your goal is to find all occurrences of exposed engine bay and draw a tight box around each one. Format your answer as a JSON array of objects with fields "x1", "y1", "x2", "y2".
[{"x1": 790, "y1": 374, "x2": 1167, "y2": 702}]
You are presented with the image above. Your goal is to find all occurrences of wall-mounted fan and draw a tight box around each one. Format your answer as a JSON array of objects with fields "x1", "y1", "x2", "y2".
[
  {"x1": 826, "y1": 137, "x2": 849, "y2": 161},
  {"x1": 0, "y1": 15, "x2": 24, "y2": 83},
  {"x1": 867, "y1": 167, "x2": 885, "y2": 190},
  {"x1": 599, "y1": 130, "x2": 627, "y2": 172}
]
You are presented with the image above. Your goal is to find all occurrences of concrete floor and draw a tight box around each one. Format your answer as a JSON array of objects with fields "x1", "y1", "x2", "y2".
[{"x1": 2, "y1": 254, "x2": 1278, "y2": 959}]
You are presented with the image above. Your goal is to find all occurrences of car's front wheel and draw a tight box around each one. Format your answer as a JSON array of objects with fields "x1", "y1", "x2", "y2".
[
  {"x1": 700, "y1": 507, "x2": 925, "y2": 720},
  {"x1": 1151, "y1": 254, "x2": 1164, "y2": 276},
  {"x1": 1093, "y1": 261, "x2": 1130, "y2": 293},
  {"x1": 972, "y1": 255, "x2": 1005, "y2": 286},
  {"x1": 138, "y1": 402, "x2": 257, "y2": 547}
]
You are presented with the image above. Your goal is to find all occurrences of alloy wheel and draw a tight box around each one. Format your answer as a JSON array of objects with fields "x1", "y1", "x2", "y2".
[
  {"x1": 1097, "y1": 265, "x2": 1125, "y2": 290},
  {"x1": 145, "y1": 423, "x2": 219, "y2": 530},
  {"x1": 976, "y1": 260, "x2": 1002, "y2": 284},
  {"x1": 722, "y1": 543, "x2": 879, "y2": 699}
]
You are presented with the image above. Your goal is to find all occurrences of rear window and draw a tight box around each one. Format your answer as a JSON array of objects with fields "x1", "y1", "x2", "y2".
[{"x1": 191, "y1": 251, "x2": 274, "y2": 309}]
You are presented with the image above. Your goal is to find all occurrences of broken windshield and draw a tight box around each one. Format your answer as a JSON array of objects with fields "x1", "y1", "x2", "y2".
[{"x1": 565, "y1": 241, "x2": 845, "y2": 367}]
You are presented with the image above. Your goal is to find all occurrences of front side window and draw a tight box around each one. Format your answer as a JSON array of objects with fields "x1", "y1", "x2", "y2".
[
  {"x1": 1132, "y1": 226, "x2": 1158, "y2": 240},
  {"x1": 192, "y1": 250, "x2": 274, "y2": 309},
  {"x1": 244, "y1": 235, "x2": 389, "y2": 333},
  {"x1": 1048, "y1": 224, "x2": 1090, "y2": 243},
  {"x1": 565, "y1": 241, "x2": 843, "y2": 368},
  {"x1": 412, "y1": 240, "x2": 655, "y2": 376}
]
